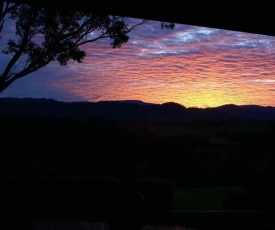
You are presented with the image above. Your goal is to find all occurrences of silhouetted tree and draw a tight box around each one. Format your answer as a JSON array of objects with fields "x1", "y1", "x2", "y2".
[{"x1": 0, "y1": 1, "x2": 174, "y2": 92}]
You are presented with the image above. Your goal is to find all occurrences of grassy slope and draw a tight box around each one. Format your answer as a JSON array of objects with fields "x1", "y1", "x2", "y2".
[{"x1": 172, "y1": 187, "x2": 244, "y2": 210}]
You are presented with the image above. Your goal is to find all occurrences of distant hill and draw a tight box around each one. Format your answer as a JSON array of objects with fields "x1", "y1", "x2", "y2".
[{"x1": 1, "y1": 97, "x2": 275, "y2": 121}]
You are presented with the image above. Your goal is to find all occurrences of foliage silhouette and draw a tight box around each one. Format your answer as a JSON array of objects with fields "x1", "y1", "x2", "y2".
[{"x1": 0, "y1": 1, "x2": 174, "y2": 93}]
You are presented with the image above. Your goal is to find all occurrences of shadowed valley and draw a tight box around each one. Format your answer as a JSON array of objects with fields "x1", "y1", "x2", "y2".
[{"x1": 1, "y1": 98, "x2": 275, "y2": 229}]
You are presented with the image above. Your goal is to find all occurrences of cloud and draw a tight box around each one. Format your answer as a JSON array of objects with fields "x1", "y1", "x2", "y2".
[{"x1": 1, "y1": 16, "x2": 275, "y2": 108}]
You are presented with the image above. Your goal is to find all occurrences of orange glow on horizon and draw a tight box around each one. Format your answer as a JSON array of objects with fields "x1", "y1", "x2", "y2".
[
  {"x1": 3, "y1": 19, "x2": 274, "y2": 108},
  {"x1": 48, "y1": 37, "x2": 275, "y2": 108}
]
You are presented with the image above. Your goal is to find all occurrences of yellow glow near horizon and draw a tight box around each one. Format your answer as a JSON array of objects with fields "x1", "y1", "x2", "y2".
[{"x1": 4, "y1": 20, "x2": 274, "y2": 108}]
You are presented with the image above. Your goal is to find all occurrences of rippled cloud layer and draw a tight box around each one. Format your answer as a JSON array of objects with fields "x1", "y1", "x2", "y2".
[{"x1": 1, "y1": 18, "x2": 275, "y2": 108}]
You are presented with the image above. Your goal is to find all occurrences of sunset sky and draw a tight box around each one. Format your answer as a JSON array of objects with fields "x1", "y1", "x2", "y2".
[{"x1": 1, "y1": 16, "x2": 275, "y2": 108}]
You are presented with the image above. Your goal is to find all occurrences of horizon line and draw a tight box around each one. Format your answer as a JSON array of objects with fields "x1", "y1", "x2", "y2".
[{"x1": 0, "y1": 96, "x2": 273, "y2": 109}]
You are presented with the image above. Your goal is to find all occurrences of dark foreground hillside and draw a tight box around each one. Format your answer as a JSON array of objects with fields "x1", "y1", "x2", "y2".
[
  {"x1": 1, "y1": 114, "x2": 275, "y2": 211},
  {"x1": 1, "y1": 97, "x2": 275, "y2": 121}
]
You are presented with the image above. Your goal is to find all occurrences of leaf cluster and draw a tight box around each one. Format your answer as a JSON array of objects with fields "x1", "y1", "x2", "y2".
[{"x1": 0, "y1": 2, "x2": 146, "y2": 91}]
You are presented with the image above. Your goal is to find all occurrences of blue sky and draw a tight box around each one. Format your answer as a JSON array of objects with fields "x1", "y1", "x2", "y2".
[{"x1": 1, "y1": 14, "x2": 275, "y2": 108}]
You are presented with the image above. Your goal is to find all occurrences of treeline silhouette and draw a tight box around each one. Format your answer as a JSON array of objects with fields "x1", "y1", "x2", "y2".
[{"x1": 1, "y1": 114, "x2": 275, "y2": 210}]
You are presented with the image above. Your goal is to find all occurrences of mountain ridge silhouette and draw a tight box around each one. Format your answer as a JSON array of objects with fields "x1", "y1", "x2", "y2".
[{"x1": 1, "y1": 97, "x2": 275, "y2": 121}]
